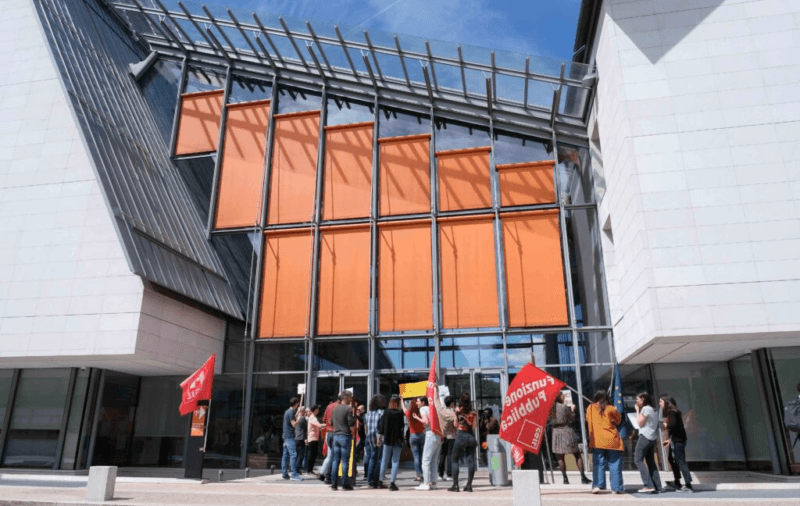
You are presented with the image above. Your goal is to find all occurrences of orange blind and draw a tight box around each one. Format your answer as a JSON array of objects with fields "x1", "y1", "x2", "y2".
[
  {"x1": 502, "y1": 210, "x2": 568, "y2": 327},
  {"x1": 268, "y1": 110, "x2": 320, "y2": 224},
  {"x1": 379, "y1": 134, "x2": 431, "y2": 216},
  {"x1": 323, "y1": 122, "x2": 373, "y2": 220},
  {"x1": 497, "y1": 160, "x2": 555, "y2": 207},
  {"x1": 259, "y1": 229, "x2": 313, "y2": 338},
  {"x1": 437, "y1": 146, "x2": 492, "y2": 211},
  {"x1": 379, "y1": 221, "x2": 433, "y2": 331},
  {"x1": 318, "y1": 225, "x2": 371, "y2": 335},
  {"x1": 439, "y1": 216, "x2": 498, "y2": 328},
  {"x1": 214, "y1": 100, "x2": 271, "y2": 229},
  {"x1": 175, "y1": 90, "x2": 224, "y2": 155}
]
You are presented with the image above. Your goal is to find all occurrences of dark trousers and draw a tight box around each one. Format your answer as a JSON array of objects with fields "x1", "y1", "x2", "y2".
[
  {"x1": 306, "y1": 441, "x2": 319, "y2": 473},
  {"x1": 668, "y1": 440, "x2": 692, "y2": 485},
  {"x1": 294, "y1": 440, "x2": 306, "y2": 474},
  {"x1": 451, "y1": 430, "x2": 477, "y2": 487},
  {"x1": 438, "y1": 437, "x2": 454, "y2": 477},
  {"x1": 634, "y1": 436, "x2": 662, "y2": 490},
  {"x1": 521, "y1": 450, "x2": 545, "y2": 483}
]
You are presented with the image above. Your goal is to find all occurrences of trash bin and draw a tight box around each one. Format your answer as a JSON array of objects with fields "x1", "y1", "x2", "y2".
[{"x1": 487, "y1": 435, "x2": 509, "y2": 486}]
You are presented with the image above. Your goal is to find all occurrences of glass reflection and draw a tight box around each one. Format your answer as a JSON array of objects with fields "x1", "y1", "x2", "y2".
[
  {"x1": 375, "y1": 339, "x2": 434, "y2": 369},
  {"x1": 327, "y1": 96, "x2": 374, "y2": 126},
  {"x1": 314, "y1": 340, "x2": 370, "y2": 370},
  {"x1": 229, "y1": 76, "x2": 272, "y2": 104},
  {"x1": 379, "y1": 107, "x2": 429, "y2": 138},
  {"x1": 276, "y1": 86, "x2": 322, "y2": 114},
  {"x1": 440, "y1": 336, "x2": 504, "y2": 368}
]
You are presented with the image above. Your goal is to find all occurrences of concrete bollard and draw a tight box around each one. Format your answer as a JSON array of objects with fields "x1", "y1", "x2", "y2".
[
  {"x1": 512, "y1": 470, "x2": 541, "y2": 506},
  {"x1": 86, "y1": 466, "x2": 117, "y2": 502}
]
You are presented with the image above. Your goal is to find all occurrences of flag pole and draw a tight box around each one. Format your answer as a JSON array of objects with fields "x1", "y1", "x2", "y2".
[{"x1": 202, "y1": 401, "x2": 212, "y2": 452}]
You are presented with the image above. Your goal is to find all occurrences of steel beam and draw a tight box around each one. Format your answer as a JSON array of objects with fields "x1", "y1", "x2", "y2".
[
  {"x1": 335, "y1": 26, "x2": 360, "y2": 79},
  {"x1": 394, "y1": 36, "x2": 411, "y2": 87},
  {"x1": 363, "y1": 30, "x2": 384, "y2": 81},
  {"x1": 202, "y1": 5, "x2": 239, "y2": 56},
  {"x1": 279, "y1": 17, "x2": 309, "y2": 68},
  {"x1": 306, "y1": 22, "x2": 334, "y2": 75},
  {"x1": 205, "y1": 65, "x2": 234, "y2": 238},
  {"x1": 253, "y1": 14, "x2": 285, "y2": 64}
]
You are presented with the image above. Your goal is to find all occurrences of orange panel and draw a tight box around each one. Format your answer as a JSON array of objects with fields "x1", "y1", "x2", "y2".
[
  {"x1": 502, "y1": 210, "x2": 568, "y2": 327},
  {"x1": 439, "y1": 216, "x2": 499, "y2": 328},
  {"x1": 317, "y1": 225, "x2": 371, "y2": 335},
  {"x1": 175, "y1": 90, "x2": 224, "y2": 155},
  {"x1": 268, "y1": 110, "x2": 321, "y2": 224},
  {"x1": 437, "y1": 146, "x2": 492, "y2": 211},
  {"x1": 497, "y1": 160, "x2": 556, "y2": 207},
  {"x1": 258, "y1": 228, "x2": 314, "y2": 338},
  {"x1": 214, "y1": 99, "x2": 271, "y2": 229},
  {"x1": 323, "y1": 122, "x2": 373, "y2": 220},
  {"x1": 379, "y1": 134, "x2": 431, "y2": 216},
  {"x1": 379, "y1": 221, "x2": 433, "y2": 332}
]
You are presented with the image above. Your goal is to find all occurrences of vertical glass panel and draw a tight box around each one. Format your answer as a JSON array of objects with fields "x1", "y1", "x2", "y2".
[
  {"x1": 92, "y1": 372, "x2": 140, "y2": 466},
  {"x1": 316, "y1": 376, "x2": 340, "y2": 410},
  {"x1": 254, "y1": 341, "x2": 308, "y2": 372},
  {"x1": 437, "y1": 147, "x2": 492, "y2": 211},
  {"x1": 205, "y1": 375, "x2": 245, "y2": 469},
  {"x1": 581, "y1": 331, "x2": 613, "y2": 365},
  {"x1": 440, "y1": 336, "x2": 504, "y2": 368},
  {"x1": 0, "y1": 370, "x2": 13, "y2": 438},
  {"x1": 174, "y1": 155, "x2": 216, "y2": 225},
  {"x1": 314, "y1": 340, "x2": 370, "y2": 371},
  {"x1": 379, "y1": 107, "x2": 429, "y2": 138},
  {"x1": 322, "y1": 123, "x2": 373, "y2": 220},
  {"x1": 247, "y1": 374, "x2": 305, "y2": 468},
  {"x1": 506, "y1": 333, "x2": 576, "y2": 368},
  {"x1": 494, "y1": 132, "x2": 555, "y2": 207},
  {"x1": 326, "y1": 96, "x2": 374, "y2": 126},
  {"x1": 130, "y1": 377, "x2": 185, "y2": 467},
  {"x1": 494, "y1": 131, "x2": 551, "y2": 167},
  {"x1": 558, "y1": 144, "x2": 594, "y2": 205},
  {"x1": 276, "y1": 86, "x2": 322, "y2": 115},
  {"x1": 185, "y1": 65, "x2": 226, "y2": 94},
  {"x1": 379, "y1": 135, "x2": 431, "y2": 216},
  {"x1": 317, "y1": 226, "x2": 371, "y2": 335},
  {"x1": 224, "y1": 341, "x2": 248, "y2": 374},
  {"x1": 434, "y1": 118, "x2": 490, "y2": 153},
  {"x1": 140, "y1": 59, "x2": 181, "y2": 144},
  {"x1": 175, "y1": 90, "x2": 224, "y2": 155},
  {"x1": 60, "y1": 369, "x2": 90, "y2": 470},
  {"x1": 729, "y1": 356, "x2": 772, "y2": 470},
  {"x1": 770, "y1": 346, "x2": 800, "y2": 469},
  {"x1": 566, "y1": 208, "x2": 610, "y2": 327},
  {"x1": 344, "y1": 376, "x2": 369, "y2": 407},
  {"x1": 3, "y1": 369, "x2": 71, "y2": 468},
  {"x1": 375, "y1": 339, "x2": 434, "y2": 370},
  {"x1": 561, "y1": 85, "x2": 588, "y2": 118},
  {"x1": 229, "y1": 76, "x2": 272, "y2": 104},
  {"x1": 653, "y1": 362, "x2": 746, "y2": 465}
]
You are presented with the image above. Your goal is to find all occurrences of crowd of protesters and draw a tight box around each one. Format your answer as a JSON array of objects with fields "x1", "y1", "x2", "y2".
[{"x1": 279, "y1": 386, "x2": 695, "y2": 494}]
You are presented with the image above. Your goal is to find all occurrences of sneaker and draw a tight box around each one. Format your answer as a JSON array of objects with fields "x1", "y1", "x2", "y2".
[
  {"x1": 613, "y1": 490, "x2": 625, "y2": 494},
  {"x1": 591, "y1": 488, "x2": 601, "y2": 494},
  {"x1": 317, "y1": 474, "x2": 325, "y2": 482},
  {"x1": 429, "y1": 483, "x2": 438, "y2": 490},
  {"x1": 415, "y1": 483, "x2": 430, "y2": 491},
  {"x1": 665, "y1": 481, "x2": 676, "y2": 489},
  {"x1": 638, "y1": 487, "x2": 657, "y2": 494},
  {"x1": 389, "y1": 482, "x2": 399, "y2": 491},
  {"x1": 290, "y1": 475, "x2": 304, "y2": 481},
  {"x1": 678, "y1": 485, "x2": 694, "y2": 493},
  {"x1": 282, "y1": 475, "x2": 290, "y2": 480}
]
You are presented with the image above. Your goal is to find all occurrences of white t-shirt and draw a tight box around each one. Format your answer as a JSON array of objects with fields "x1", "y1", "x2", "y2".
[
  {"x1": 639, "y1": 405, "x2": 658, "y2": 440},
  {"x1": 420, "y1": 406, "x2": 431, "y2": 431}
]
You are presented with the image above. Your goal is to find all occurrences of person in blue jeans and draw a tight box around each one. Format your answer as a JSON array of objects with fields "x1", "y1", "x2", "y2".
[
  {"x1": 364, "y1": 394, "x2": 385, "y2": 488},
  {"x1": 403, "y1": 395, "x2": 425, "y2": 481},
  {"x1": 281, "y1": 397, "x2": 303, "y2": 481},
  {"x1": 586, "y1": 389, "x2": 624, "y2": 494},
  {"x1": 378, "y1": 395, "x2": 405, "y2": 491},
  {"x1": 329, "y1": 390, "x2": 356, "y2": 491}
]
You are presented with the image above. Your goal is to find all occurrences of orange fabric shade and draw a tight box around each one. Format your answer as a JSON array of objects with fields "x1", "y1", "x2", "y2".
[
  {"x1": 258, "y1": 228, "x2": 314, "y2": 338},
  {"x1": 323, "y1": 122, "x2": 373, "y2": 220},
  {"x1": 379, "y1": 134, "x2": 431, "y2": 216},
  {"x1": 379, "y1": 220, "x2": 433, "y2": 331},
  {"x1": 214, "y1": 99, "x2": 271, "y2": 229},
  {"x1": 175, "y1": 90, "x2": 224, "y2": 156},
  {"x1": 496, "y1": 160, "x2": 556, "y2": 207},
  {"x1": 502, "y1": 210, "x2": 568, "y2": 327},
  {"x1": 437, "y1": 146, "x2": 492, "y2": 212},
  {"x1": 268, "y1": 110, "x2": 321, "y2": 224},
  {"x1": 439, "y1": 216, "x2": 499, "y2": 328},
  {"x1": 317, "y1": 225, "x2": 371, "y2": 335}
]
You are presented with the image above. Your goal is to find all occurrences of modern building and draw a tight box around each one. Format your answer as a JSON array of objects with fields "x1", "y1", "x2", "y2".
[{"x1": 0, "y1": 0, "x2": 797, "y2": 476}]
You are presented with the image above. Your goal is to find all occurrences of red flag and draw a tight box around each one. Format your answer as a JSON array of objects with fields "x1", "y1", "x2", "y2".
[
  {"x1": 426, "y1": 356, "x2": 442, "y2": 437},
  {"x1": 179, "y1": 354, "x2": 216, "y2": 416},
  {"x1": 499, "y1": 363, "x2": 565, "y2": 454},
  {"x1": 511, "y1": 444, "x2": 526, "y2": 467}
]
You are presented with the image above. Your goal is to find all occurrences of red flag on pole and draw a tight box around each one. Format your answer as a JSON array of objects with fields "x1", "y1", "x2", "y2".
[
  {"x1": 426, "y1": 355, "x2": 442, "y2": 437},
  {"x1": 499, "y1": 363, "x2": 565, "y2": 454},
  {"x1": 179, "y1": 354, "x2": 216, "y2": 416}
]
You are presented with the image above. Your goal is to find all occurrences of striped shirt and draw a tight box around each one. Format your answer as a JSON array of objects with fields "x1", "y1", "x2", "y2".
[{"x1": 365, "y1": 409, "x2": 384, "y2": 447}]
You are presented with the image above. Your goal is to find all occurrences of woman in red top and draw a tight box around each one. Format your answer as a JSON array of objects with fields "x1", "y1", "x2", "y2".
[
  {"x1": 402, "y1": 396, "x2": 425, "y2": 481},
  {"x1": 448, "y1": 394, "x2": 478, "y2": 492}
]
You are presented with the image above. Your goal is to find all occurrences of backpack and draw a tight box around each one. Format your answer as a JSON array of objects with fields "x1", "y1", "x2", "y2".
[{"x1": 784, "y1": 398, "x2": 800, "y2": 433}]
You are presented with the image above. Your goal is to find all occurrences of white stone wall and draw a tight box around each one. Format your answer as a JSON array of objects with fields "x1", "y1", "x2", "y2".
[
  {"x1": 593, "y1": 0, "x2": 800, "y2": 363},
  {"x1": 0, "y1": 0, "x2": 225, "y2": 375}
]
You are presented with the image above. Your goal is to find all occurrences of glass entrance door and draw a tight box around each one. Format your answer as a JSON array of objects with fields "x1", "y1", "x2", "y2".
[{"x1": 315, "y1": 373, "x2": 370, "y2": 408}]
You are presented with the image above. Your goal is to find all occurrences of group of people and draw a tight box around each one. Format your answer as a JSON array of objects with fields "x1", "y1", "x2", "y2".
[
  {"x1": 586, "y1": 389, "x2": 693, "y2": 494},
  {"x1": 280, "y1": 386, "x2": 695, "y2": 494}
]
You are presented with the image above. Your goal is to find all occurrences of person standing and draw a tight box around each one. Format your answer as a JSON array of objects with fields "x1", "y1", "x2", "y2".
[
  {"x1": 329, "y1": 391, "x2": 356, "y2": 491},
  {"x1": 550, "y1": 391, "x2": 591, "y2": 485},
  {"x1": 634, "y1": 392, "x2": 663, "y2": 494},
  {"x1": 435, "y1": 394, "x2": 456, "y2": 481},
  {"x1": 306, "y1": 405, "x2": 321, "y2": 474},
  {"x1": 378, "y1": 395, "x2": 405, "y2": 491},
  {"x1": 586, "y1": 389, "x2": 623, "y2": 494},
  {"x1": 449, "y1": 394, "x2": 478, "y2": 493},
  {"x1": 364, "y1": 394, "x2": 385, "y2": 488},
  {"x1": 416, "y1": 396, "x2": 442, "y2": 491},
  {"x1": 281, "y1": 397, "x2": 303, "y2": 481},
  {"x1": 403, "y1": 395, "x2": 425, "y2": 481},
  {"x1": 660, "y1": 395, "x2": 693, "y2": 492},
  {"x1": 354, "y1": 404, "x2": 366, "y2": 478},
  {"x1": 317, "y1": 395, "x2": 339, "y2": 484},
  {"x1": 294, "y1": 406, "x2": 308, "y2": 476}
]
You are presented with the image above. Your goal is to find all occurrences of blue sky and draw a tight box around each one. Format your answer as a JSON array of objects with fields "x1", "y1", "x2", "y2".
[{"x1": 219, "y1": 0, "x2": 583, "y2": 64}]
